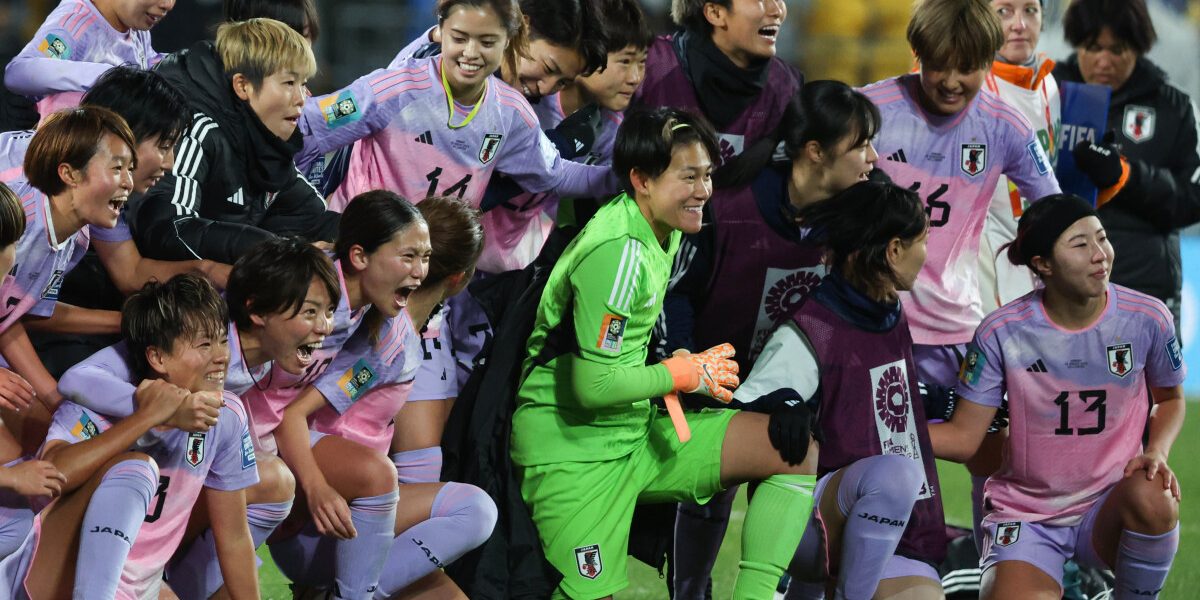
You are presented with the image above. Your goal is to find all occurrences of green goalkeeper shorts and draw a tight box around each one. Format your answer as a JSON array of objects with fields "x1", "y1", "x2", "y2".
[{"x1": 518, "y1": 408, "x2": 737, "y2": 599}]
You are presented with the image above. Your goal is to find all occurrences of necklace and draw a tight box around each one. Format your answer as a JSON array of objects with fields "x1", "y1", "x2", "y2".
[{"x1": 440, "y1": 57, "x2": 485, "y2": 129}]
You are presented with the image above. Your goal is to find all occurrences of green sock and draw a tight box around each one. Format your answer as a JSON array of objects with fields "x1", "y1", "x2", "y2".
[{"x1": 732, "y1": 473, "x2": 817, "y2": 600}]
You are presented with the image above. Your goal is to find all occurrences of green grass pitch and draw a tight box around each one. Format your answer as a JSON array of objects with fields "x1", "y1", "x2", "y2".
[{"x1": 255, "y1": 403, "x2": 1199, "y2": 599}]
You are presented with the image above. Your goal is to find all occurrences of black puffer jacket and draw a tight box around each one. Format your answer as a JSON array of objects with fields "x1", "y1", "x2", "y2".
[
  {"x1": 127, "y1": 41, "x2": 337, "y2": 264},
  {"x1": 1055, "y1": 56, "x2": 1200, "y2": 330}
]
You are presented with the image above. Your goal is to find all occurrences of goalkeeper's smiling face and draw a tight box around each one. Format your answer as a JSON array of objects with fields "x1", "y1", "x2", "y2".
[{"x1": 636, "y1": 141, "x2": 714, "y2": 241}]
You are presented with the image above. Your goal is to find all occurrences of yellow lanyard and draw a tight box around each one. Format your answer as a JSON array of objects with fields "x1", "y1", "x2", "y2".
[{"x1": 440, "y1": 58, "x2": 485, "y2": 129}]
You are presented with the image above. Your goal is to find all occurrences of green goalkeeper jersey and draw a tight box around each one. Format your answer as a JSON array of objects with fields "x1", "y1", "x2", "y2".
[{"x1": 511, "y1": 193, "x2": 680, "y2": 466}]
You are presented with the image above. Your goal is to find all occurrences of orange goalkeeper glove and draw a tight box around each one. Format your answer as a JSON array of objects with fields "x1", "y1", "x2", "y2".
[{"x1": 662, "y1": 343, "x2": 740, "y2": 403}]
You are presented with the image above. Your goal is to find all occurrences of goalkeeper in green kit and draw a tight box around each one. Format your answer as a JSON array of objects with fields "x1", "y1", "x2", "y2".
[{"x1": 511, "y1": 107, "x2": 819, "y2": 599}]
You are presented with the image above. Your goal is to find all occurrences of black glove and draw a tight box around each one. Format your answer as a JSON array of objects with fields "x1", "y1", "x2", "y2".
[
  {"x1": 758, "y1": 389, "x2": 815, "y2": 466},
  {"x1": 918, "y1": 381, "x2": 957, "y2": 422},
  {"x1": 545, "y1": 103, "x2": 601, "y2": 160},
  {"x1": 479, "y1": 174, "x2": 525, "y2": 212},
  {"x1": 1073, "y1": 138, "x2": 1124, "y2": 188}
]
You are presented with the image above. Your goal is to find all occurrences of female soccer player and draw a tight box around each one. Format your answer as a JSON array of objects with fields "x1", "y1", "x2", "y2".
[
  {"x1": 247, "y1": 191, "x2": 429, "y2": 599},
  {"x1": 57, "y1": 237, "x2": 341, "y2": 599},
  {"x1": 671, "y1": 80, "x2": 881, "y2": 598},
  {"x1": 0, "y1": 107, "x2": 135, "y2": 450},
  {"x1": 273, "y1": 194, "x2": 495, "y2": 599},
  {"x1": 128, "y1": 18, "x2": 337, "y2": 264},
  {"x1": 734, "y1": 181, "x2": 945, "y2": 599},
  {"x1": 4, "y1": 275, "x2": 260, "y2": 600},
  {"x1": 4, "y1": 0, "x2": 171, "y2": 99},
  {"x1": 511, "y1": 107, "x2": 818, "y2": 599},
  {"x1": 861, "y1": 0, "x2": 1058, "y2": 399},
  {"x1": 0, "y1": 183, "x2": 67, "y2": 559},
  {"x1": 475, "y1": 0, "x2": 653, "y2": 274},
  {"x1": 389, "y1": 197, "x2": 484, "y2": 486},
  {"x1": 296, "y1": 0, "x2": 616, "y2": 213},
  {"x1": 391, "y1": 0, "x2": 608, "y2": 104},
  {"x1": 932, "y1": 194, "x2": 1185, "y2": 600}
]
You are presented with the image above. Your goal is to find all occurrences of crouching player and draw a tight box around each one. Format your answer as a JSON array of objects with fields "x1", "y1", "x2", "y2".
[
  {"x1": 0, "y1": 275, "x2": 260, "y2": 599},
  {"x1": 510, "y1": 107, "x2": 818, "y2": 600},
  {"x1": 932, "y1": 195, "x2": 1185, "y2": 599},
  {"x1": 271, "y1": 196, "x2": 496, "y2": 599},
  {"x1": 735, "y1": 182, "x2": 945, "y2": 599},
  {"x1": 55, "y1": 237, "x2": 341, "y2": 599}
]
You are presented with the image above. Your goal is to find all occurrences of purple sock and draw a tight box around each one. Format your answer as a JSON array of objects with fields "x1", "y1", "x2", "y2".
[
  {"x1": 1115, "y1": 526, "x2": 1178, "y2": 599},
  {"x1": 971, "y1": 475, "x2": 987, "y2": 554},
  {"x1": 390, "y1": 447, "x2": 442, "y2": 484},
  {"x1": 834, "y1": 455, "x2": 923, "y2": 600},
  {"x1": 673, "y1": 485, "x2": 737, "y2": 599},
  {"x1": 373, "y1": 483, "x2": 496, "y2": 598},
  {"x1": 74, "y1": 459, "x2": 159, "y2": 600},
  {"x1": 166, "y1": 500, "x2": 294, "y2": 599},
  {"x1": 335, "y1": 490, "x2": 398, "y2": 599},
  {"x1": 0, "y1": 493, "x2": 33, "y2": 559},
  {"x1": 268, "y1": 523, "x2": 335, "y2": 587}
]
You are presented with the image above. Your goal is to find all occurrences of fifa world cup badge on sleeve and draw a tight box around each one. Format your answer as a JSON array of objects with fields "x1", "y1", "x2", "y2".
[
  {"x1": 319, "y1": 92, "x2": 362, "y2": 129},
  {"x1": 996, "y1": 522, "x2": 1021, "y2": 546},
  {"x1": 575, "y1": 544, "x2": 603, "y2": 579},
  {"x1": 338, "y1": 359, "x2": 377, "y2": 401},
  {"x1": 38, "y1": 34, "x2": 71, "y2": 59},
  {"x1": 1166, "y1": 337, "x2": 1183, "y2": 371},
  {"x1": 597, "y1": 314, "x2": 626, "y2": 352},
  {"x1": 241, "y1": 431, "x2": 257, "y2": 470},
  {"x1": 959, "y1": 345, "x2": 986, "y2": 386}
]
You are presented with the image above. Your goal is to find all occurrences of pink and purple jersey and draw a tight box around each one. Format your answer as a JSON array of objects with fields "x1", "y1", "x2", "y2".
[
  {"x1": 958, "y1": 285, "x2": 1186, "y2": 526},
  {"x1": 863, "y1": 74, "x2": 1061, "y2": 344},
  {"x1": 309, "y1": 309, "x2": 422, "y2": 453},
  {"x1": 43, "y1": 394, "x2": 257, "y2": 598},
  {"x1": 476, "y1": 94, "x2": 624, "y2": 273},
  {"x1": 241, "y1": 262, "x2": 365, "y2": 452},
  {"x1": 58, "y1": 323, "x2": 270, "y2": 418},
  {"x1": 0, "y1": 193, "x2": 91, "y2": 334},
  {"x1": 4, "y1": 0, "x2": 159, "y2": 99},
  {"x1": 410, "y1": 304, "x2": 456, "y2": 402},
  {"x1": 388, "y1": 27, "x2": 438, "y2": 64},
  {"x1": 296, "y1": 56, "x2": 616, "y2": 214}
]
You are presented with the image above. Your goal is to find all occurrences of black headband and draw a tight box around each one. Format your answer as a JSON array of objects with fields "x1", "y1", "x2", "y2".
[{"x1": 1016, "y1": 194, "x2": 1098, "y2": 268}]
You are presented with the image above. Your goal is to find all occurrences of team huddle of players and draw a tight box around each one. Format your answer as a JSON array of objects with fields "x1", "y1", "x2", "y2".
[{"x1": 0, "y1": 0, "x2": 1188, "y2": 598}]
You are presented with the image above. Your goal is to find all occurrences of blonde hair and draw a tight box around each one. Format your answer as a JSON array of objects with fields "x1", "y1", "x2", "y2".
[
  {"x1": 907, "y1": 0, "x2": 1004, "y2": 72},
  {"x1": 216, "y1": 18, "x2": 317, "y2": 87}
]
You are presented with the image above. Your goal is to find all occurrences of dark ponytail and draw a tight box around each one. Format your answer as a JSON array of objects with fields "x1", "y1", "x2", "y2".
[{"x1": 799, "y1": 181, "x2": 927, "y2": 296}]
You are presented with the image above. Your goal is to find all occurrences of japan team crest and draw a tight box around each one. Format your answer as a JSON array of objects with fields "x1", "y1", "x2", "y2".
[
  {"x1": 479, "y1": 133, "x2": 504, "y2": 164},
  {"x1": 1107, "y1": 343, "x2": 1134, "y2": 378},
  {"x1": 575, "y1": 544, "x2": 602, "y2": 579},
  {"x1": 960, "y1": 143, "x2": 987, "y2": 177},
  {"x1": 996, "y1": 522, "x2": 1021, "y2": 546},
  {"x1": 186, "y1": 432, "x2": 206, "y2": 467},
  {"x1": 1123, "y1": 105, "x2": 1156, "y2": 143}
]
